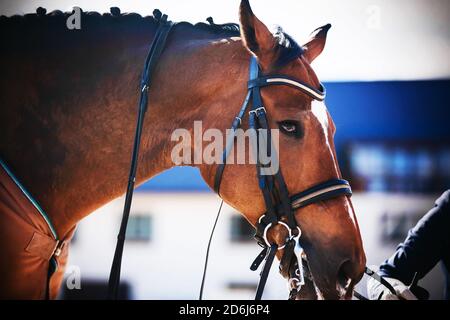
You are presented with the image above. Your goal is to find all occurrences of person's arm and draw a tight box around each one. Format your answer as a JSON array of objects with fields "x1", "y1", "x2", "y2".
[
  {"x1": 379, "y1": 190, "x2": 450, "y2": 283},
  {"x1": 368, "y1": 190, "x2": 450, "y2": 299}
]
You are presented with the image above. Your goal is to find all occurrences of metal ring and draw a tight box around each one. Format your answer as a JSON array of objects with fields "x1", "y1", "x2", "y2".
[
  {"x1": 288, "y1": 277, "x2": 302, "y2": 290},
  {"x1": 278, "y1": 221, "x2": 293, "y2": 238},
  {"x1": 262, "y1": 220, "x2": 293, "y2": 250},
  {"x1": 281, "y1": 226, "x2": 302, "y2": 250},
  {"x1": 293, "y1": 226, "x2": 302, "y2": 240},
  {"x1": 258, "y1": 214, "x2": 265, "y2": 224}
]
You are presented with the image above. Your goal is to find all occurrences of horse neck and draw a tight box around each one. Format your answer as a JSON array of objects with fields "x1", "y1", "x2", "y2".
[{"x1": 0, "y1": 22, "x2": 248, "y2": 236}]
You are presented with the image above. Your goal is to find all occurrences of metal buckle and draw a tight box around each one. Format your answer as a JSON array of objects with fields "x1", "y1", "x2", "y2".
[
  {"x1": 52, "y1": 240, "x2": 61, "y2": 257},
  {"x1": 141, "y1": 84, "x2": 149, "y2": 92},
  {"x1": 248, "y1": 106, "x2": 266, "y2": 116},
  {"x1": 52, "y1": 240, "x2": 66, "y2": 257},
  {"x1": 54, "y1": 248, "x2": 62, "y2": 257}
]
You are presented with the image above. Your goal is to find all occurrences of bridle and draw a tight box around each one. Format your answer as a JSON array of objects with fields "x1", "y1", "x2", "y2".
[
  {"x1": 210, "y1": 55, "x2": 352, "y2": 300},
  {"x1": 107, "y1": 13, "x2": 403, "y2": 301}
]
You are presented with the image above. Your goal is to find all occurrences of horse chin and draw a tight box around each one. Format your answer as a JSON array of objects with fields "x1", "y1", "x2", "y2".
[
  {"x1": 290, "y1": 259, "x2": 321, "y2": 300},
  {"x1": 303, "y1": 276, "x2": 355, "y2": 300},
  {"x1": 296, "y1": 280, "x2": 354, "y2": 300},
  {"x1": 340, "y1": 279, "x2": 357, "y2": 300},
  {"x1": 295, "y1": 259, "x2": 355, "y2": 300},
  {"x1": 314, "y1": 276, "x2": 356, "y2": 300},
  {"x1": 293, "y1": 273, "x2": 319, "y2": 300}
]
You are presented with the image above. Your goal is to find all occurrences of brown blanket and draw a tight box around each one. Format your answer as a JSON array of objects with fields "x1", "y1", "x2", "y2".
[{"x1": 0, "y1": 162, "x2": 74, "y2": 299}]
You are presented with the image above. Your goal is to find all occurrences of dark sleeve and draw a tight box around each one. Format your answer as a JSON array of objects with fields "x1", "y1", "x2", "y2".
[{"x1": 378, "y1": 190, "x2": 450, "y2": 285}]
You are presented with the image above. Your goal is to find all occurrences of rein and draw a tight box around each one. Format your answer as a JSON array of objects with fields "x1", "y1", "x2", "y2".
[
  {"x1": 107, "y1": 13, "x2": 173, "y2": 299},
  {"x1": 107, "y1": 13, "x2": 401, "y2": 301}
]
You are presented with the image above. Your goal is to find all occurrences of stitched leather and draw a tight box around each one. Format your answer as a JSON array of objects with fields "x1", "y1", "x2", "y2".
[{"x1": 25, "y1": 232, "x2": 58, "y2": 261}]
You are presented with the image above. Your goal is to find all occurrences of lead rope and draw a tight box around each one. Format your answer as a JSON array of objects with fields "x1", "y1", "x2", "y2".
[{"x1": 199, "y1": 200, "x2": 224, "y2": 300}]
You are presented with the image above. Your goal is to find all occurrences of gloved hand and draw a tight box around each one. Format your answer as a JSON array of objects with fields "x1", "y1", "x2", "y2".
[{"x1": 366, "y1": 267, "x2": 418, "y2": 300}]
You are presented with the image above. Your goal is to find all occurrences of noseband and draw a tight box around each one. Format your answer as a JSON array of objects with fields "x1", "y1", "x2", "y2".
[{"x1": 213, "y1": 56, "x2": 352, "y2": 299}]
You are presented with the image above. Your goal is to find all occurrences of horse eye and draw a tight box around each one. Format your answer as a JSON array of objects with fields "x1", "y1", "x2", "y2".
[{"x1": 278, "y1": 120, "x2": 302, "y2": 138}]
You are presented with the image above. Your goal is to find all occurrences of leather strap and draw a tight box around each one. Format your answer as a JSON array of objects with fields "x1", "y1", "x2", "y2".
[
  {"x1": 255, "y1": 244, "x2": 278, "y2": 300},
  {"x1": 290, "y1": 179, "x2": 352, "y2": 209},
  {"x1": 214, "y1": 90, "x2": 252, "y2": 194},
  {"x1": 25, "y1": 232, "x2": 59, "y2": 261},
  {"x1": 107, "y1": 15, "x2": 174, "y2": 300},
  {"x1": 245, "y1": 57, "x2": 353, "y2": 300},
  {"x1": 248, "y1": 76, "x2": 326, "y2": 101}
]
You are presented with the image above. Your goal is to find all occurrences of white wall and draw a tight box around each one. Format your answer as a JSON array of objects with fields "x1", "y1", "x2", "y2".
[
  {"x1": 66, "y1": 193, "x2": 279, "y2": 299},
  {"x1": 65, "y1": 192, "x2": 446, "y2": 300}
]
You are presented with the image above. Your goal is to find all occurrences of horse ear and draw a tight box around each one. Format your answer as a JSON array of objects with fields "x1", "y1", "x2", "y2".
[
  {"x1": 303, "y1": 24, "x2": 331, "y2": 63},
  {"x1": 239, "y1": 0, "x2": 276, "y2": 68}
]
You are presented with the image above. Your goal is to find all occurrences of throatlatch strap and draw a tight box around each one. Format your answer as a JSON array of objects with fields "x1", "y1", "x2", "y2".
[{"x1": 107, "y1": 15, "x2": 173, "y2": 300}]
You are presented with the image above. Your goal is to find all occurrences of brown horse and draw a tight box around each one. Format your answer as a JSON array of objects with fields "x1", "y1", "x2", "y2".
[{"x1": 0, "y1": 0, "x2": 365, "y2": 299}]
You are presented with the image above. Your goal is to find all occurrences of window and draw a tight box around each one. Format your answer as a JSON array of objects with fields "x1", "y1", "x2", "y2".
[
  {"x1": 380, "y1": 211, "x2": 423, "y2": 244},
  {"x1": 227, "y1": 282, "x2": 257, "y2": 292},
  {"x1": 344, "y1": 141, "x2": 450, "y2": 193},
  {"x1": 230, "y1": 215, "x2": 254, "y2": 242},
  {"x1": 126, "y1": 215, "x2": 153, "y2": 242}
]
